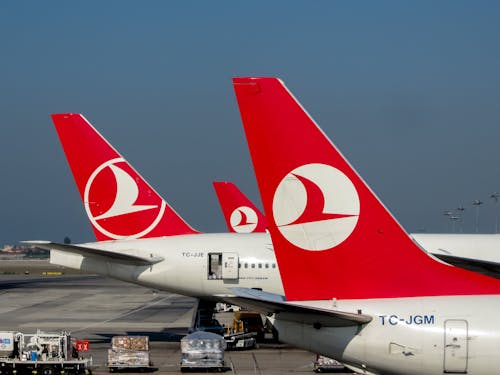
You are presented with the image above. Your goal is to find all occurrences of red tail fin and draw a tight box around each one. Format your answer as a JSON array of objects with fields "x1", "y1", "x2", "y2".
[
  {"x1": 51, "y1": 114, "x2": 198, "y2": 241},
  {"x1": 213, "y1": 181, "x2": 267, "y2": 233},
  {"x1": 233, "y1": 77, "x2": 500, "y2": 300}
]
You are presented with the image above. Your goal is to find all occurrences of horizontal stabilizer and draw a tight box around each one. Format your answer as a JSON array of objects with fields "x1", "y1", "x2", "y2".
[
  {"x1": 435, "y1": 254, "x2": 500, "y2": 280},
  {"x1": 222, "y1": 288, "x2": 372, "y2": 327},
  {"x1": 22, "y1": 241, "x2": 163, "y2": 266}
]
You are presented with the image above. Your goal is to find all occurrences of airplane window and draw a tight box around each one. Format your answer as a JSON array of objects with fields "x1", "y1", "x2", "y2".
[
  {"x1": 265, "y1": 264, "x2": 269, "y2": 268},
  {"x1": 251, "y1": 264, "x2": 255, "y2": 269},
  {"x1": 272, "y1": 263, "x2": 276, "y2": 268},
  {"x1": 258, "y1": 263, "x2": 262, "y2": 269},
  {"x1": 238, "y1": 263, "x2": 241, "y2": 268},
  {"x1": 244, "y1": 263, "x2": 248, "y2": 269}
]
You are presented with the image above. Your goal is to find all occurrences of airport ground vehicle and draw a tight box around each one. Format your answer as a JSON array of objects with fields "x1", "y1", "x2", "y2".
[
  {"x1": 196, "y1": 309, "x2": 256, "y2": 350},
  {"x1": 0, "y1": 330, "x2": 92, "y2": 375},
  {"x1": 223, "y1": 312, "x2": 257, "y2": 350},
  {"x1": 222, "y1": 310, "x2": 282, "y2": 349},
  {"x1": 223, "y1": 332, "x2": 256, "y2": 350},
  {"x1": 231, "y1": 312, "x2": 265, "y2": 341},
  {"x1": 107, "y1": 336, "x2": 151, "y2": 372}
]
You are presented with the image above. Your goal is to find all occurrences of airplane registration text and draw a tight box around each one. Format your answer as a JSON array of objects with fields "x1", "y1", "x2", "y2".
[{"x1": 379, "y1": 314, "x2": 435, "y2": 326}]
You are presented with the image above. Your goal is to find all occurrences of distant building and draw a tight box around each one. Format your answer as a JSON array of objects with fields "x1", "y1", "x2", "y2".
[{"x1": 0, "y1": 244, "x2": 49, "y2": 259}]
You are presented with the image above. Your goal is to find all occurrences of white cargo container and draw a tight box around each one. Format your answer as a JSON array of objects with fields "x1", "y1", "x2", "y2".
[{"x1": 180, "y1": 331, "x2": 227, "y2": 372}]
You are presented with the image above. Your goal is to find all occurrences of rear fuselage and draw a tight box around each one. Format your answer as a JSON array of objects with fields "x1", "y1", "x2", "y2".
[{"x1": 272, "y1": 295, "x2": 500, "y2": 375}]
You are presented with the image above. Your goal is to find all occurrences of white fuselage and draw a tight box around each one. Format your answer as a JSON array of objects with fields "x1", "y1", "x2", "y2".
[
  {"x1": 49, "y1": 233, "x2": 500, "y2": 374},
  {"x1": 271, "y1": 295, "x2": 500, "y2": 375},
  {"x1": 50, "y1": 232, "x2": 500, "y2": 300},
  {"x1": 50, "y1": 233, "x2": 284, "y2": 297}
]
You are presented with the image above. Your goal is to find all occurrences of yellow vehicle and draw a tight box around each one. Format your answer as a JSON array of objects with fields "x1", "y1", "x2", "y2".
[{"x1": 230, "y1": 312, "x2": 265, "y2": 341}]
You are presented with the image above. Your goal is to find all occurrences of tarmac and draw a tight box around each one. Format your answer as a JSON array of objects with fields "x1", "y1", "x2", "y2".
[{"x1": 0, "y1": 261, "x2": 352, "y2": 374}]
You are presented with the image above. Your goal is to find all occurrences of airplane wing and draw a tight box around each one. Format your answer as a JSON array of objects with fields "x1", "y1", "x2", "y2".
[
  {"x1": 222, "y1": 288, "x2": 372, "y2": 327},
  {"x1": 23, "y1": 241, "x2": 163, "y2": 266}
]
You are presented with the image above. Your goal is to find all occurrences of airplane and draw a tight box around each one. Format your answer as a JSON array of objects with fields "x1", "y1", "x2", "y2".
[
  {"x1": 212, "y1": 181, "x2": 267, "y2": 233},
  {"x1": 28, "y1": 114, "x2": 500, "y2": 308},
  {"x1": 227, "y1": 76, "x2": 500, "y2": 375},
  {"x1": 213, "y1": 180, "x2": 500, "y2": 277},
  {"x1": 28, "y1": 114, "x2": 283, "y2": 300}
]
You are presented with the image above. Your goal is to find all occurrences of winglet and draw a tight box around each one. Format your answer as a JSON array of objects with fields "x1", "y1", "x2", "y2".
[
  {"x1": 233, "y1": 77, "x2": 500, "y2": 300},
  {"x1": 213, "y1": 181, "x2": 267, "y2": 233},
  {"x1": 51, "y1": 114, "x2": 198, "y2": 241}
]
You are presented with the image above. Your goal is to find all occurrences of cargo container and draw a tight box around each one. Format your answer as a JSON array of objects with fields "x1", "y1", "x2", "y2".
[
  {"x1": 312, "y1": 355, "x2": 349, "y2": 373},
  {"x1": 180, "y1": 331, "x2": 227, "y2": 372},
  {"x1": 107, "y1": 336, "x2": 151, "y2": 372},
  {"x1": 110, "y1": 336, "x2": 149, "y2": 352}
]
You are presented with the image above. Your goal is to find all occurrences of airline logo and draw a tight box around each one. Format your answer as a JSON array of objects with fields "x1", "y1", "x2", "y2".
[
  {"x1": 230, "y1": 206, "x2": 258, "y2": 233},
  {"x1": 272, "y1": 163, "x2": 360, "y2": 251},
  {"x1": 84, "y1": 158, "x2": 166, "y2": 239}
]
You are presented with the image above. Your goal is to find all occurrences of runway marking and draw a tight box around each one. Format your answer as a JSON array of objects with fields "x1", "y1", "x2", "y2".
[
  {"x1": 71, "y1": 294, "x2": 177, "y2": 333},
  {"x1": 252, "y1": 352, "x2": 263, "y2": 375}
]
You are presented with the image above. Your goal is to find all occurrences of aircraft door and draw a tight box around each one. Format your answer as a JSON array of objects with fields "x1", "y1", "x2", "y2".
[
  {"x1": 444, "y1": 319, "x2": 468, "y2": 373},
  {"x1": 222, "y1": 252, "x2": 238, "y2": 279},
  {"x1": 208, "y1": 253, "x2": 222, "y2": 279}
]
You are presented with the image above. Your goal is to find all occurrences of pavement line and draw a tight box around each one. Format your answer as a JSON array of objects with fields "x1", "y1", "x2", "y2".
[{"x1": 71, "y1": 295, "x2": 176, "y2": 333}]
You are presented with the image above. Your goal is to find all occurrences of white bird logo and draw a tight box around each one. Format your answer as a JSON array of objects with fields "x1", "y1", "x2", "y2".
[
  {"x1": 84, "y1": 158, "x2": 166, "y2": 239},
  {"x1": 94, "y1": 164, "x2": 157, "y2": 220}
]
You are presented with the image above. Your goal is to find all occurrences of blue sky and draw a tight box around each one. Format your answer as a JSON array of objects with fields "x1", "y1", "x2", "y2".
[{"x1": 1, "y1": 1, "x2": 500, "y2": 244}]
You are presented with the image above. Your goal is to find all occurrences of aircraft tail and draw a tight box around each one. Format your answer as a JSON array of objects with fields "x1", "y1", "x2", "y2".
[
  {"x1": 212, "y1": 181, "x2": 267, "y2": 233},
  {"x1": 51, "y1": 114, "x2": 198, "y2": 241},
  {"x1": 232, "y1": 77, "x2": 500, "y2": 300}
]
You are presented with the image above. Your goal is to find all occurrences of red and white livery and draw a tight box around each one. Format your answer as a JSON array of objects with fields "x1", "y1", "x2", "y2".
[
  {"x1": 232, "y1": 76, "x2": 500, "y2": 374},
  {"x1": 52, "y1": 114, "x2": 197, "y2": 240},
  {"x1": 29, "y1": 114, "x2": 282, "y2": 298},
  {"x1": 213, "y1": 181, "x2": 267, "y2": 233}
]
